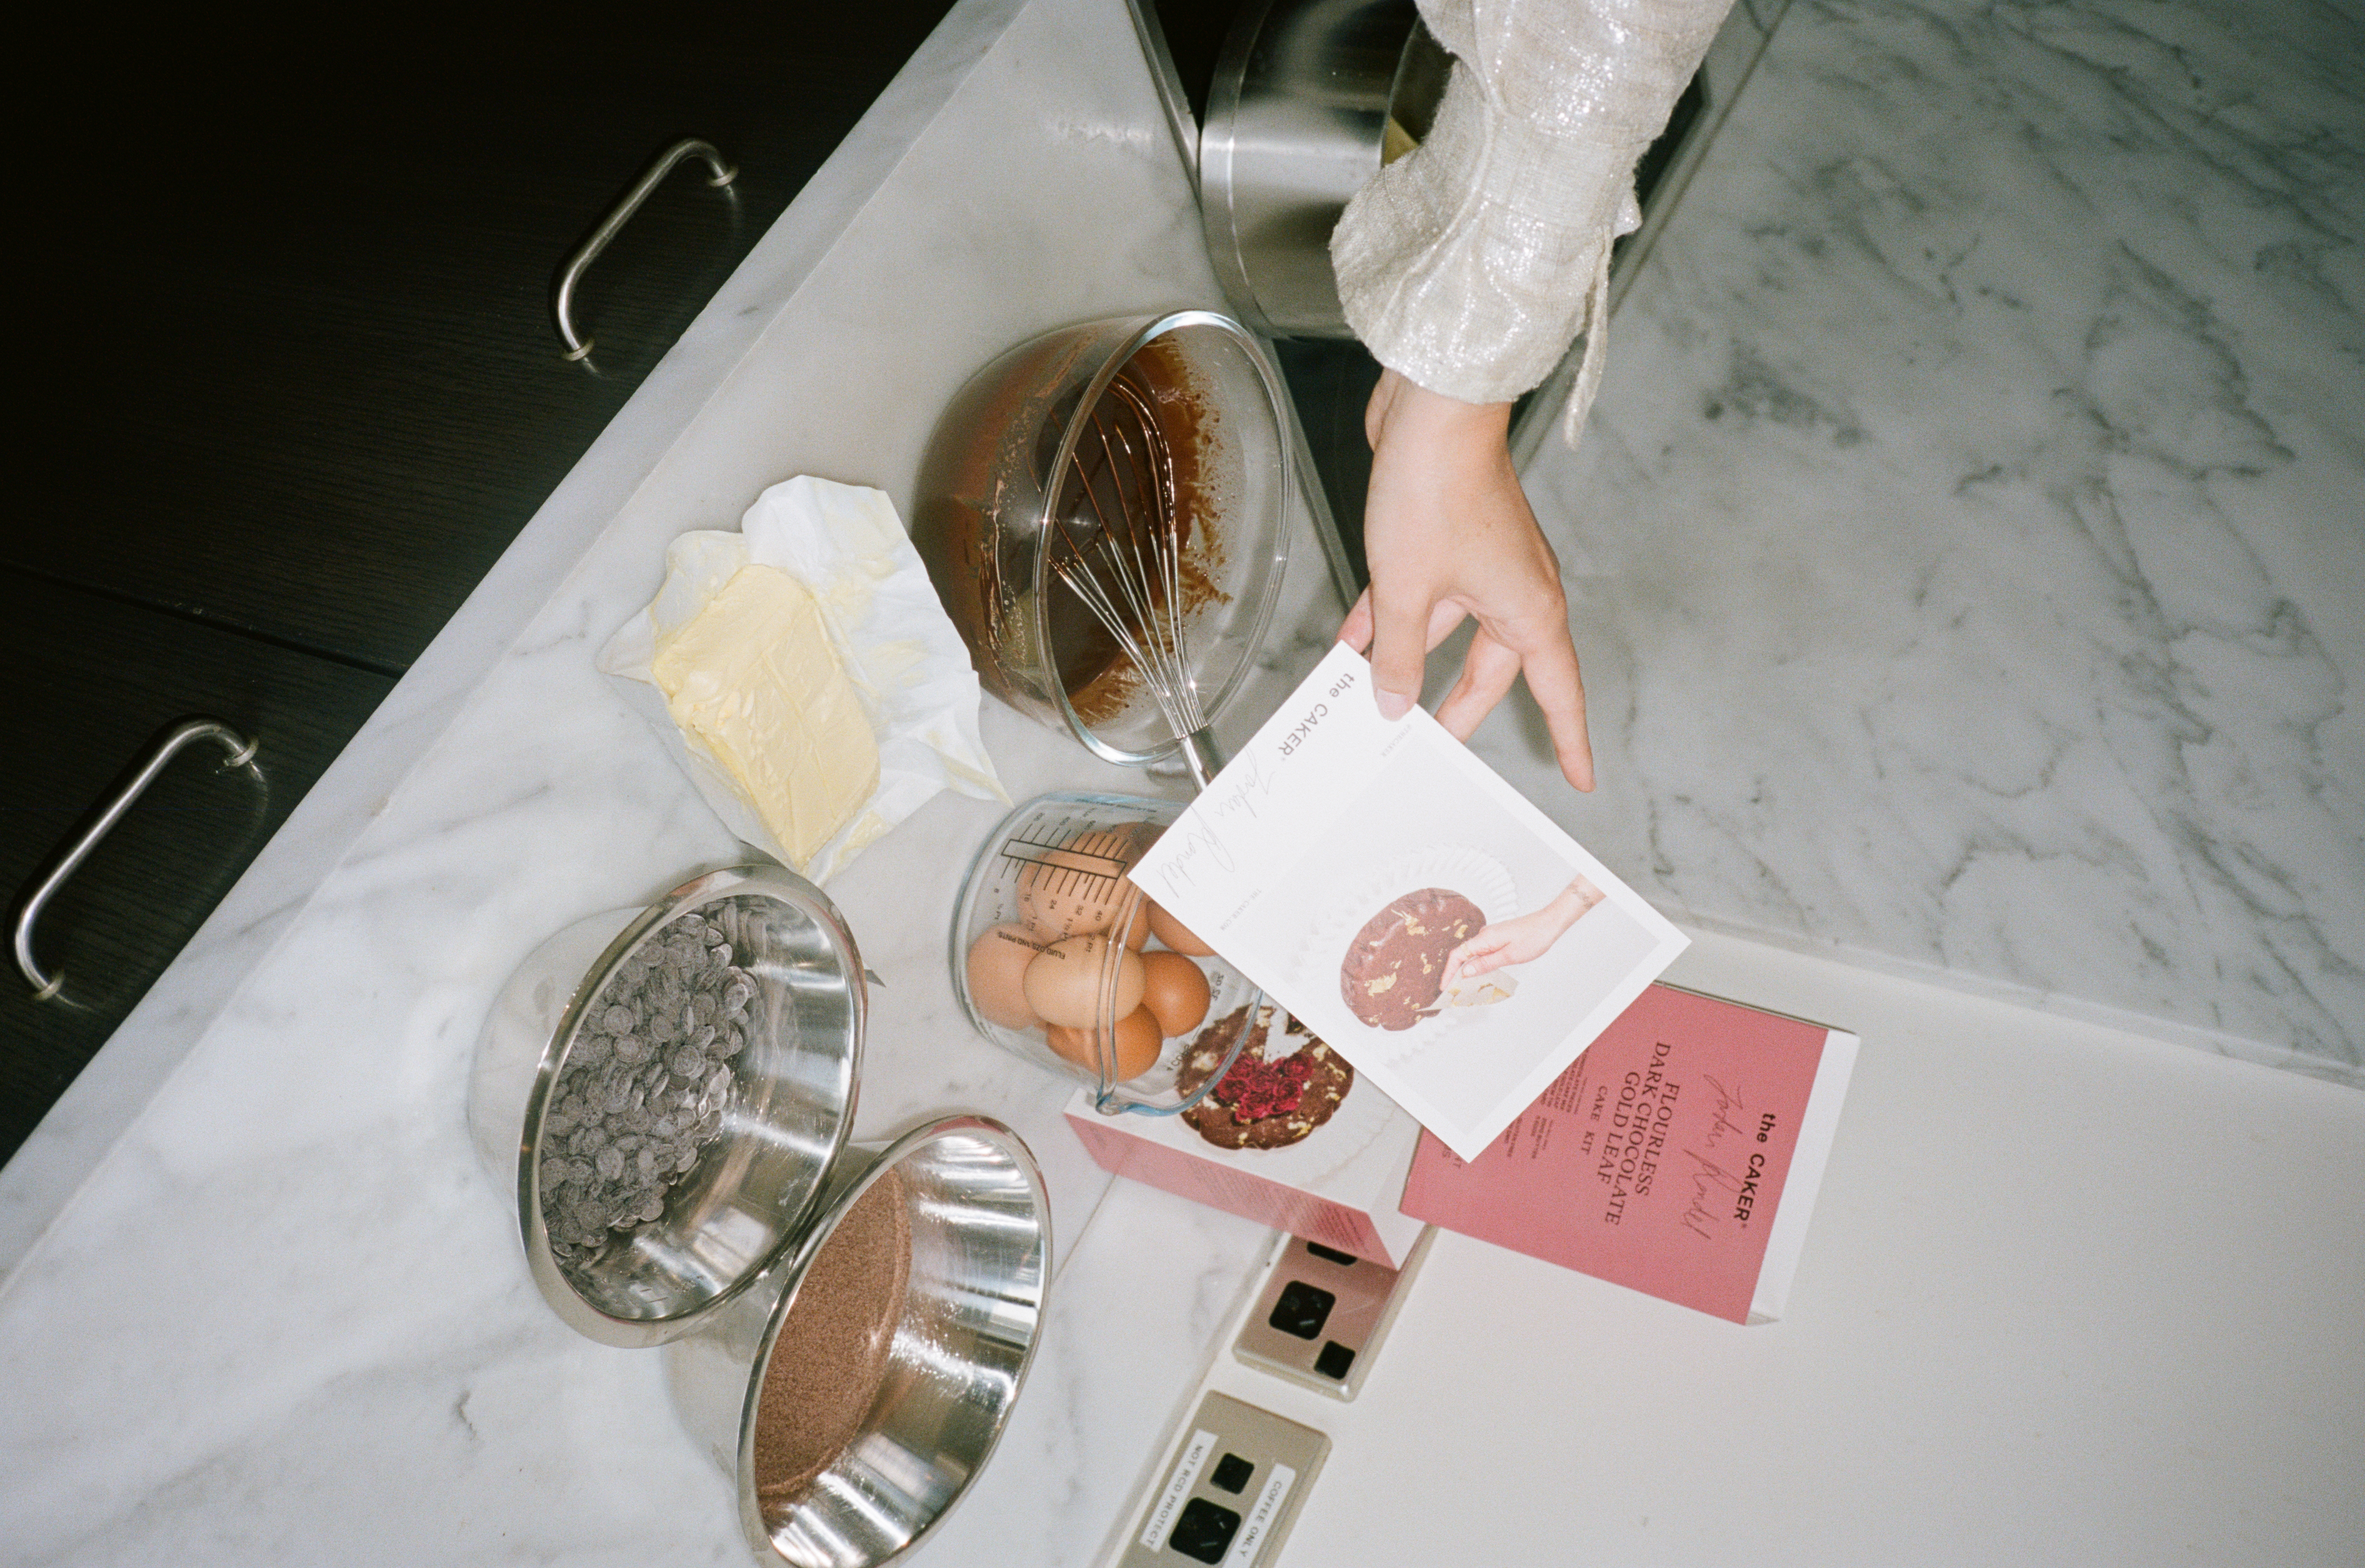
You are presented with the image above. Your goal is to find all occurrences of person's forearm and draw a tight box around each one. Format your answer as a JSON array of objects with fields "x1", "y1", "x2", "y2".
[
  {"x1": 1535, "y1": 882, "x2": 1593, "y2": 941},
  {"x1": 1333, "y1": 0, "x2": 1737, "y2": 407},
  {"x1": 1365, "y1": 369, "x2": 1509, "y2": 450}
]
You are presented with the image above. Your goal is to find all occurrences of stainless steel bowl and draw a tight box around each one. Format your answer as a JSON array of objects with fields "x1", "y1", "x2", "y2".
[
  {"x1": 665, "y1": 1115, "x2": 1051, "y2": 1568},
  {"x1": 912, "y1": 309, "x2": 1294, "y2": 769},
  {"x1": 469, "y1": 865, "x2": 863, "y2": 1347},
  {"x1": 1199, "y1": 0, "x2": 1450, "y2": 338}
]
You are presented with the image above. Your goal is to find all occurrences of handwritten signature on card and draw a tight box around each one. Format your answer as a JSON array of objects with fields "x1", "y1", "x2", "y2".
[
  {"x1": 1133, "y1": 666, "x2": 1362, "y2": 900},
  {"x1": 1701, "y1": 1074, "x2": 1749, "y2": 1150},
  {"x1": 1141, "y1": 816, "x2": 1235, "y2": 893},
  {"x1": 1678, "y1": 1151, "x2": 1743, "y2": 1241},
  {"x1": 1679, "y1": 1075, "x2": 1783, "y2": 1240}
]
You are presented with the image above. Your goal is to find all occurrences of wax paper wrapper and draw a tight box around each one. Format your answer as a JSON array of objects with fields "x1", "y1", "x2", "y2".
[{"x1": 598, "y1": 474, "x2": 1007, "y2": 882}]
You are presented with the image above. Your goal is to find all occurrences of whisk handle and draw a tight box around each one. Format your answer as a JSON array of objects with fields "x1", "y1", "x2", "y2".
[{"x1": 1178, "y1": 728, "x2": 1226, "y2": 791}]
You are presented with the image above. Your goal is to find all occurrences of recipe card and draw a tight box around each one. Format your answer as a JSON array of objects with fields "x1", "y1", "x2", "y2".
[{"x1": 1127, "y1": 643, "x2": 1688, "y2": 1161}]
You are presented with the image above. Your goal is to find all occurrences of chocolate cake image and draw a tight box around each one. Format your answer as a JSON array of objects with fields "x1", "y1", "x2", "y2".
[
  {"x1": 1177, "y1": 1006, "x2": 1353, "y2": 1151},
  {"x1": 1338, "y1": 887, "x2": 1486, "y2": 1030}
]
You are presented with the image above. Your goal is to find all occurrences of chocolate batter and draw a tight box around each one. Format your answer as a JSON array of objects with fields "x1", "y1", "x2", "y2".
[
  {"x1": 915, "y1": 331, "x2": 1229, "y2": 733},
  {"x1": 1049, "y1": 337, "x2": 1228, "y2": 726}
]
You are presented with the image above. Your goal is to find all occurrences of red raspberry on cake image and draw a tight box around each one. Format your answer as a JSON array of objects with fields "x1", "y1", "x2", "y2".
[{"x1": 1177, "y1": 1006, "x2": 1354, "y2": 1150}]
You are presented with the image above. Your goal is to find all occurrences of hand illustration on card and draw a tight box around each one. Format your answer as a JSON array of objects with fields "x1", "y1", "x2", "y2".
[{"x1": 1441, "y1": 873, "x2": 1607, "y2": 991}]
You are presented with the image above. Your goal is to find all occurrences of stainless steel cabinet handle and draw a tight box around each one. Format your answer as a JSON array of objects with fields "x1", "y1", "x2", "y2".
[
  {"x1": 14, "y1": 718, "x2": 260, "y2": 1002},
  {"x1": 552, "y1": 137, "x2": 738, "y2": 361}
]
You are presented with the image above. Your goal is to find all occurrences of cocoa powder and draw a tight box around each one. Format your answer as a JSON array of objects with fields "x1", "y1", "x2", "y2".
[{"x1": 750, "y1": 1169, "x2": 913, "y2": 1503}]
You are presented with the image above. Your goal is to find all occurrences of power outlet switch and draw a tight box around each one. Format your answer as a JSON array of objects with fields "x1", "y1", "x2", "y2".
[
  {"x1": 1116, "y1": 1392, "x2": 1329, "y2": 1568},
  {"x1": 1232, "y1": 1229, "x2": 1434, "y2": 1400}
]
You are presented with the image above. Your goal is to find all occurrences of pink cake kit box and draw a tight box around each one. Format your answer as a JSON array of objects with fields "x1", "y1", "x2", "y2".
[
  {"x1": 1063, "y1": 1004, "x2": 1427, "y2": 1266},
  {"x1": 1399, "y1": 983, "x2": 1859, "y2": 1324}
]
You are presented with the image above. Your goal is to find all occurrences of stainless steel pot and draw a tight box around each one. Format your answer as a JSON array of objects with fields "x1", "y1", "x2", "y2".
[
  {"x1": 665, "y1": 1115, "x2": 1051, "y2": 1568},
  {"x1": 469, "y1": 865, "x2": 863, "y2": 1347},
  {"x1": 1198, "y1": 0, "x2": 1450, "y2": 338}
]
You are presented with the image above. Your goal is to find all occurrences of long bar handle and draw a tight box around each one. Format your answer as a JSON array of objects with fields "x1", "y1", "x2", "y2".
[
  {"x1": 553, "y1": 137, "x2": 737, "y2": 361},
  {"x1": 14, "y1": 718, "x2": 260, "y2": 1001}
]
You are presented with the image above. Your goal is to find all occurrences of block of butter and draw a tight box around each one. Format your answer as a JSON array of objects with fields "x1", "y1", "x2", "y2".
[
  {"x1": 599, "y1": 475, "x2": 1004, "y2": 884},
  {"x1": 650, "y1": 562, "x2": 880, "y2": 872}
]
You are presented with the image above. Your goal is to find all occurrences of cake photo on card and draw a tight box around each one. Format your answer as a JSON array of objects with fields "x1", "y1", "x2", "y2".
[
  {"x1": 1315, "y1": 846, "x2": 1516, "y2": 1047},
  {"x1": 1433, "y1": 870, "x2": 1607, "y2": 1000},
  {"x1": 1178, "y1": 1005, "x2": 1353, "y2": 1150},
  {"x1": 1336, "y1": 871, "x2": 1611, "y2": 1030},
  {"x1": 1339, "y1": 888, "x2": 1486, "y2": 1029}
]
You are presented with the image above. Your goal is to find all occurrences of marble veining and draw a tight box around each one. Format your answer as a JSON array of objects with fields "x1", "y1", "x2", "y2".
[
  {"x1": 1502, "y1": 0, "x2": 2365, "y2": 1084},
  {"x1": 6, "y1": 0, "x2": 2357, "y2": 1561}
]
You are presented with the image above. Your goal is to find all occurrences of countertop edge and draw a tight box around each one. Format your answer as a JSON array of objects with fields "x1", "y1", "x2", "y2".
[{"x1": 0, "y1": 0, "x2": 1036, "y2": 1283}]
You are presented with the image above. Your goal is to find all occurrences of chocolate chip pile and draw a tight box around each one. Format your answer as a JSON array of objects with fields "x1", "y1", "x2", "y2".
[{"x1": 537, "y1": 904, "x2": 760, "y2": 1278}]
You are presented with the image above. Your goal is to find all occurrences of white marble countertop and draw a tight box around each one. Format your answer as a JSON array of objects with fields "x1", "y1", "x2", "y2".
[
  {"x1": 1505, "y1": 0, "x2": 2365, "y2": 1088},
  {"x1": 2, "y1": 0, "x2": 2358, "y2": 1563}
]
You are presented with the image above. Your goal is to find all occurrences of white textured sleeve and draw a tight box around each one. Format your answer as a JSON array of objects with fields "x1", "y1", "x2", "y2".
[{"x1": 1332, "y1": 0, "x2": 1732, "y2": 432}]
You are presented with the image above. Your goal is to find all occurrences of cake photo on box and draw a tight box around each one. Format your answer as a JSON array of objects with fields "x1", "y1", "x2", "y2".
[
  {"x1": 1062, "y1": 997, "x2": 1429, "y2": 1267},
  {"x1": 1177, "y1": 1005, "x2": 1353, "y2": 1150}
]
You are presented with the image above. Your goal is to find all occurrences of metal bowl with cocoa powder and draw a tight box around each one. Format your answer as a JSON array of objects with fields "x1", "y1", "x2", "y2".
[{"x1": 664, "y1": 1115, "x2": 1051, "y2": 1567}]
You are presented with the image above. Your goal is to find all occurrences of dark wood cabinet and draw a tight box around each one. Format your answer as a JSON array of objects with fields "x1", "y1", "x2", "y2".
[
  {"x1": 5, "y1": 4, "x2": 958, "y2": 1159},
  {"x1": 1, "y1": 588, "x2": 396, "y2": 1153}
]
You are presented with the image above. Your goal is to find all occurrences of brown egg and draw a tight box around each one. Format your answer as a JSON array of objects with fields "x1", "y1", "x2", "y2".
[
  {"x1": 1115, "y1": 890, "x2": 1151, "y2": 951},
  {"x1": 965, "y1": 924, "x2": 1048, "y2": 1030},
  {"x1": 1137, "y1": 951, "x2": 1211, "y2": 1037},
  {"x1": 1146, "y1": 900, "x2": 1216, "y2": 957},
  {"x1": 1045, "y1": 1006, "x2": 1163, "y2": 1082},
  {"x1": 1016, "y1": 828, "x2": 1137, "y2": 939},
  {"x1": 1021, "y1": 935, "x2": 1147, "y2": 1029}
]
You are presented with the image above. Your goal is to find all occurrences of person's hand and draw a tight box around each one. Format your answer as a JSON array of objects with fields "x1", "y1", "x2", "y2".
[
  {"x1": 1442, "y1": 907, "x2": 1567, "y2": 987},
  {"x1": 1442, "y1": 875, "x2": 1607, "y2": 986},
  {"x1": 1337, "y1": 367, "x2": 1594, "y2": 791}
]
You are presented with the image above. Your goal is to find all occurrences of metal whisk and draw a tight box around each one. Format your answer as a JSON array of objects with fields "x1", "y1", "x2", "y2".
[{"x1": 1049, "y1": 377, "x2": 1224, "y2": 788}]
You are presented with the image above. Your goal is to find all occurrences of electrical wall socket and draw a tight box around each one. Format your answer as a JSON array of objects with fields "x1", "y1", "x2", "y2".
[
  {"x1": 1115, "y1": 1391, "x2": 1330, "y2": 1568},
  {"x1": 1232, "y1": 1228, "x2": 1435, "y2": 1400}
]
